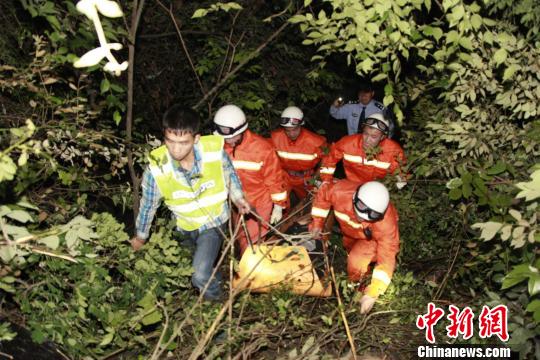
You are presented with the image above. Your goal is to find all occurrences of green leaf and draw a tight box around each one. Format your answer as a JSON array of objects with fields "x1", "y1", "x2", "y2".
[
  {"x1": 99, "y1": 330, "x2": 115, "y2": 347},
  {"x1": 100, "y1": 79, "x2": 110, "y2": 93},
  {"x1": 383, "y1": 94, "x2": 394, "y2": 106},
  {"x1": 137, "y1": 292, "x2": 155, "y2": 310},
  {"x1": 493, "y1": 48, "x2": 507, "y2": 65},
  {"x1": 5, "y1": 210, "x2": 33, "y2": 223},
  {"x1": 487, "y1": 161, "x2": 506, "y2": 175},
  {"x1": 0, "y1": 282, "x2": 15, "y2": 293},
  {"x1": 462, "y1": 182, "x2": 472, "y2": 198},
  {"x1": 446, "y1": 31, "x2": 459, "y2": 44},
  {"x1": 289, "y1": 15, "x2": 306, "y2": 24},
  {"x1": 508, "y1": 209, "x2": 522, "y2": 221},
  {"x1": 16, "y1": 199, "x2": 39, "y2": 210},
  {"x1": 526, "y1": 299, "x2": 540, "y2": 312},
  {"x1": 0, "y1": 245, "x2": 17, "y2": 262},
  {"x1": 471, "y1": 14, "x2": 482, "y2": 29},
  {"x1": 501, "y1": 264, "x2": 532, "y2": 289},
  {"x1": 442, "y1": 0, "x2": 459, "y2": 11},
  {"x1": 18, "y1": 152, "x2": 28, "y2": 167},
  {"x1": 448, "y1": 187, "x2": 462, "y2": 200},
  {"x1": 451, "y1": 5, "x2": 464, "y2": 21},
  {"x1": 142, "y1": 310, "x2": 162, "y2": 326},
  {"x1": 446, "y1": 178, "x2": 462, "y2": 190},
  {"x1": 371, "y1": 73, "x2": 387, "y2": 82},
  {"x1": 471, "y1": 221, "x2": 503, "y2": 241},
  {"x1": 39, "y1": 235, "x2": 60, "y2": 250},
  {"x1": 31, "y1": 329, "x2": 46, "y2": 344},
  {"x1": 516, "y1": 170, "x2": 540, "y2": 201},
  {"x1": 366, "y1": 23, "x2": 379, "y2": 34},
  {"x1": 528, "y1": 274, "x2": 540, "y2": 296},
  {"x1": 503, "y1": 64, "x2": 519, "y2": 81},
  {"x1": 432, "y1": 27, "x2": 443, "y2": 41},
  {"x1": 534, "y1": 310, "x2": 540, "y2": 323},
  {"x1": 113, "y1": 111, "x2": 121, "y2": 125},
  {"x1": 0, "y1": 155, "x2": 17, "y2": 182},
  {"x1": 65, "y1": 230, "x2": 78, "y2": 249},
  {"x1": 1, "y1": 276, "x2": 15, "y2": 284},
  {"x1": 500, "y1": 225, "x2": 512, "y2": 241},
  {"x1": 458, "y1": 37, "x2": 473, "y2": 50},
  {"x1": 192, "y1": 9, "x2": 208, "y2": 18}
]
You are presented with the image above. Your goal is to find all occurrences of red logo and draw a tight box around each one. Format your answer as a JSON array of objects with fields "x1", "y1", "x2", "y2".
[
  {"x1": 446, "y1": 305, "x2": 474, "y2": 340},
  {"x1": 417, "y1": 303, "x2": 509, "y2": 343},
  {"x1": 416, "y1": 302, "x2": 445, "y2": 343},
  {"x1": 478, "y1": 305, "x2": 509, "y2": 342}
]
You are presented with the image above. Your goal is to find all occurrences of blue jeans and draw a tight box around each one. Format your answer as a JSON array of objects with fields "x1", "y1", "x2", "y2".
[{"x1": 180, "y1": 224, "x2": 225, "y2": 300}]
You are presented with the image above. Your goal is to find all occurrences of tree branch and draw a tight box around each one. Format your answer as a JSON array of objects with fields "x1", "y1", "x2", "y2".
[
  {"x1": 155, "y1": 0, "x2": 207, "y2": 98},
  {"x1": 126, "y1": 0, "x2": 146, "y2": 221},
  {"x1": 193, "y1": 12, "x2": 296, "y2": 110}
]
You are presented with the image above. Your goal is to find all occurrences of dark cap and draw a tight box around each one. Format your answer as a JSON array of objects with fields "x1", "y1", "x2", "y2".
[{"x1": 358, "y1": 82, "x2": 374, "y2": 93}]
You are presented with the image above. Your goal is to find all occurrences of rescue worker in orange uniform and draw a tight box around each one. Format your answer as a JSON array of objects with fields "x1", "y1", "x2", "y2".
[
  {"x1": 213, "y1": 104, "x2": 289, "y2": 254},
  {"x1": 270, "y1": 106, "x2": 327, "y2": 202},
  {"x1": 310, "y1": 180, "x2": 399, "y2": 314},
  {"x1": 320, "y1": 112, "x2": 407, "y2": 188}
]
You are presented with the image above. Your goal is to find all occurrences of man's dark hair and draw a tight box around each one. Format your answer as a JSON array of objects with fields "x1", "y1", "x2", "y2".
[
  {"x1": 358, "y1": 82, "x2": 374, "y2": 93},
  {"x1": 162, "y1": 105, "x2": 200, "y2": 135}
]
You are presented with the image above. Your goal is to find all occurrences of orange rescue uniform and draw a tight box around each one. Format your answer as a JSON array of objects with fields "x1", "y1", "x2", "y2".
[
  {"x1": 310, "y1": 180, "x2": 400, "y2": 298},
  {"x1": 270, "y1": 127, "x2": 327, "y2": 200},
  {"x1": 320, "y1": 134, "x2": 406, "y2": 183},
  {"x1": 225, "y1": 130, "x2": 288, "y2": 253}
]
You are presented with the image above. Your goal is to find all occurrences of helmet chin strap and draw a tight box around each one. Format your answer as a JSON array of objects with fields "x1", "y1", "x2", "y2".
[
  {"x1": 231, "y1": 133, "x2": 245, "y2": 156},
  {"x1": 355, "y1": 210, "x2": 371, "y2": 222}
]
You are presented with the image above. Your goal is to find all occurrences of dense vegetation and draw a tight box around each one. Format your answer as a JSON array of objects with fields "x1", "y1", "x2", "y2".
[{"x1": 0, "y1": 0, "x2": 538, "y2": 358}]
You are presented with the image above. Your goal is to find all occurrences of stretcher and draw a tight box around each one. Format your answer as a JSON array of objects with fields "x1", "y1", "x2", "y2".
[{"x1": 232, "y1": 198, "x2": 334, "y2": 297}]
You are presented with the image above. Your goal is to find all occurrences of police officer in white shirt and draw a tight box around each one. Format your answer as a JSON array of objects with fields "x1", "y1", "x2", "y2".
[{"x1": 330, "y1": 83, "x2": 385, "y2": 136}]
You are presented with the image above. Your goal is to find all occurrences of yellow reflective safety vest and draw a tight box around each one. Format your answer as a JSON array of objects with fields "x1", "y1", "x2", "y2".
[{"x1": 148, "y1": 135, "x2": 228, "y2": 231}]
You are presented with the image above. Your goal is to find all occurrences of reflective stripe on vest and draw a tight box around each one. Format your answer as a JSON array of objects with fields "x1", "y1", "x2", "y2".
[
  {"x1": 372, "y1": 269, "x2": 391, "y2": 285},
  {"x1": 311, "y1": 207, "x2": 330, "y2": 218},
  {"x1": 148, "y1": 135, "x2": 227, "y2": 231},
  {"x1": 343, "y1": 154, "x2": 390, "y2": 169},
  {"x1": 334, "y1": 210, "x2": 363, "y2": 229},
  {"x1": 277, "y1": 151, "x2": 318, "y2": 161},
  {"x1": 271, "y1": 191, "x2": 287, "y2": 202},
  {"x1": 320, "y1": 167, "x2": 335, "y2": 174},
  {"x1": 233, "y1": 160, "x2": 263, "y2": 171}
]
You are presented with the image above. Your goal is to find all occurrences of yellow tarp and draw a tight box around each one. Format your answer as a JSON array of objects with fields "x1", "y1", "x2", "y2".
[{"x1": 232, "y1": 244, "x2": 332, "y2": 297}]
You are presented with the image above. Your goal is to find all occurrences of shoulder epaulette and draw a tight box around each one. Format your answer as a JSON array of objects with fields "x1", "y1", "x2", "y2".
[{"x1": 374, "y1": 101, "x2": 385, "y2": 110}]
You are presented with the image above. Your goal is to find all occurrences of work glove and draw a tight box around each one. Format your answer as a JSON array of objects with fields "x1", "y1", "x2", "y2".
[
  {"x1": 270, "y1": 204, "x2": 284, "y2": 225},
  {"x1": 359, "y1": 294, "x2": 376, "y2": 314},
  {"x1": 396, "y1": 175, "x2": 407, "y2": 190}
]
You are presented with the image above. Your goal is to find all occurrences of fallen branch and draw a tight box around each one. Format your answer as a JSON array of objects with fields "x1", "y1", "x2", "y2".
[{"x1": 20, "y1": 245, "x2": 78, "y2": 263}]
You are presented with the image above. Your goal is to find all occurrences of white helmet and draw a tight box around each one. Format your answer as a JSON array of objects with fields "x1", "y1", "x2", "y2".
[
  {"x1": 280, "y1": 106, "x2": 304, "y2": 127},
  {"x1": 353, "y1": 181, "x2": 389, "y2": 221},
  {"x1": 213, "y1": 104, "x2": 248, "y2": 138},
  {"x1": 364, "y1": 112, "x2": 390, "y2": 135}
]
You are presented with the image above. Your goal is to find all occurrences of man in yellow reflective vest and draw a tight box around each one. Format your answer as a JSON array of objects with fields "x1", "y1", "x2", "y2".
[{"x1": 130, "y1": 105, "x2": 251, "y2": 301}]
